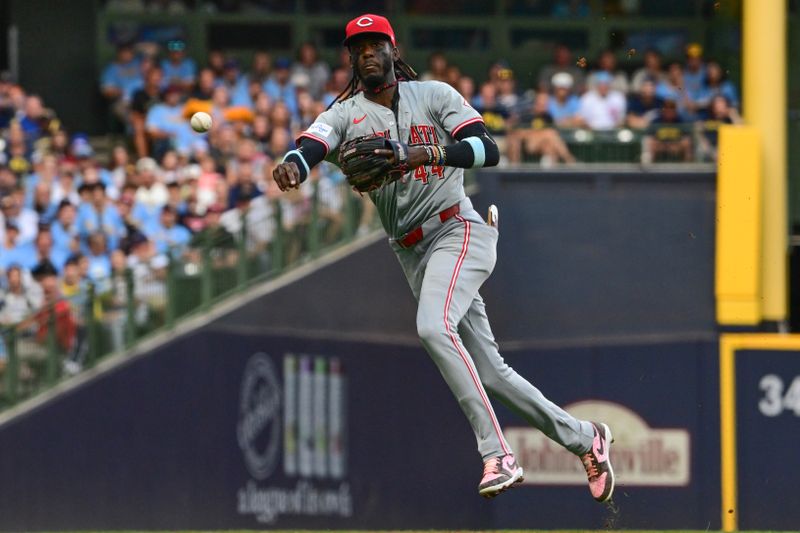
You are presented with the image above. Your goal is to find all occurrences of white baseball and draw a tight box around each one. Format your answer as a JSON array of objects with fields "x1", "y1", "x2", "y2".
[{"x1": 190, "y1": 111, "x2": 212, "y2": 133}]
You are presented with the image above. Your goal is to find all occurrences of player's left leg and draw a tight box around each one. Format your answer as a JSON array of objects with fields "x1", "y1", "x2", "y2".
[
  {"x1": 414, "y1": 215, "x2": 523, "y2": 498},
  {"x1": 458, "y1": 296, "x2": 594, "y2": 454},
  {"x1": 458, "y1": 295, "x2": 615, "y2": 502}
]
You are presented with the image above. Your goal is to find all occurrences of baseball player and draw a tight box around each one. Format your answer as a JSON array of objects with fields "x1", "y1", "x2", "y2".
[{"x1": 272, "y1": 13, "x2": 614, "y2": 501}]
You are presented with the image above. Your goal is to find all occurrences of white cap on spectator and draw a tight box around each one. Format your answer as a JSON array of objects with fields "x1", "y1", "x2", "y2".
[
  {"x1": 136, "y1": 157, "x2": 159, "y2": 173},
  {"x1": 552, "y1": 72, "x2": 574, "y2": 89}
]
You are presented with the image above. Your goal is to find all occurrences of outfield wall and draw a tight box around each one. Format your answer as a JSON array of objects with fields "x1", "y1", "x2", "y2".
[
  {"x1": 221, "y1": 168, "x2": 717, "y2": 344},
  {"x1": 2, "y1": 326, "x2": 799, "y2": 531},
  {"x1": 0, "y1": 329, "x2": 722, "y2": 531}
]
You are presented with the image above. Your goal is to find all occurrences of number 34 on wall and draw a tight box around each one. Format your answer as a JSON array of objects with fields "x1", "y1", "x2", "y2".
[{"x1": 759, "y1": 375, "x2": 800, "y2": 416}]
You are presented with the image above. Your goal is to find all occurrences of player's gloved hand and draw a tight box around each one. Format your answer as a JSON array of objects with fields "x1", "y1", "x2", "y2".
[
  {"x1": 272, "y1": 161, "x2": 300, "y2": 191},
  {"x1": 338, "y1": 134, "x2": 410, "y2": 193}
]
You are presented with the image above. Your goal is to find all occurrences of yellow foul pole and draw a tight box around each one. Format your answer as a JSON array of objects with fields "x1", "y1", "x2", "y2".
[{"x1": 743, "y1": 0, "x2": 788, "y2": 321}]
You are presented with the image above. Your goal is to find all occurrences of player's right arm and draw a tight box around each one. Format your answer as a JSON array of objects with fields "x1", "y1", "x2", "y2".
[
  {"x1": 273, "y1": 108, "x2": 345, "y2": 192},
  {"x1": 272, "y1": 136, "x2": 328, "y2": 191}
]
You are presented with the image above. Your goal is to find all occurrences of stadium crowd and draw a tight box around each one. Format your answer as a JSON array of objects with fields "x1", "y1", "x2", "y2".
[
  {"x1": 0, "y1": 36, "x2": 739, "y2": 369},
  {"x1": 460, "y1": 42, "x2": 741, "y2": 165}
]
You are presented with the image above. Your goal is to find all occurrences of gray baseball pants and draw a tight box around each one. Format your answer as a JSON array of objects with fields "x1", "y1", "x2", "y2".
[{"x1": 392, "y1": 201, "x2": 595, "y2": 461}]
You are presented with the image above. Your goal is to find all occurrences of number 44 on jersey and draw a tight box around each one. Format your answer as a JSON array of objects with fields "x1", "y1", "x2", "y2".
[{"x1": 410, "y1": 124, "x2": 445, "y2": 184}]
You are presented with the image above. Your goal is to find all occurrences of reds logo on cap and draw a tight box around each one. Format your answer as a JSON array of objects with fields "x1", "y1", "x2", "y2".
[
  {"x1": 356, "y1": 16, "x2": 373, "y2": 27},
  {"x1": 344, "y1": 13, "x2": 396, "y2": 47}
]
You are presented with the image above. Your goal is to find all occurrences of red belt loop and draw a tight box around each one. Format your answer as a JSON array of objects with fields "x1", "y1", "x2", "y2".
[
  {"x1": 438, "y1": 204, "x2": 461, "y2": 222},
  {"x1": 398, "y1": 227, "x2": 423, "y2": 248},
  {"x1": 398, "y1": 202, "x2": 461, "y2": 248}
]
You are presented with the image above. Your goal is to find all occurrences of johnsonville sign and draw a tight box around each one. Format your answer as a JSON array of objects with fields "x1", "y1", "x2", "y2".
[{"x1": 505, "y1": 400, "x2": 690, "y2": 487}]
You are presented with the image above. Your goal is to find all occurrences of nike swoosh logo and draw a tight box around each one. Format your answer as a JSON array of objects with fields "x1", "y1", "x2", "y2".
[
  {"x1": 594, "y1": 426, "x2": 606, "y2": 459},
  {"x1": 353, "y1": 114, "x2": 367, "y2": 124}
]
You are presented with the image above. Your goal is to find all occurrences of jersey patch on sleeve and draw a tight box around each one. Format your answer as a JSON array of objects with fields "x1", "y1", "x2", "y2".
[{"x1": 307, "y1": 122, "x2": 333, "y2": 138}]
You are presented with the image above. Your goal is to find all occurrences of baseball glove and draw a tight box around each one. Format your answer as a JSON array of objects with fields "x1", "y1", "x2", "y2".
[{"x1": 338, "y1": 134, "x2": 410, "y2": 193}]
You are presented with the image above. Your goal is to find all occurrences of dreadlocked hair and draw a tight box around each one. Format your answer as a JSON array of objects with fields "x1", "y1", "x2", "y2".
[{"x1": 327, "y1": 57, "x2": 418, "y2": 110}]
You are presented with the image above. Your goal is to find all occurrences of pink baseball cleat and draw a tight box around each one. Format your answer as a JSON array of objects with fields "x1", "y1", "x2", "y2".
[
  {"x1": 580, "y1": 421, "x2": 615, "y2": 502},
  {"x1": 478, "y1": 453, "x2": 524, "y2": 498}
]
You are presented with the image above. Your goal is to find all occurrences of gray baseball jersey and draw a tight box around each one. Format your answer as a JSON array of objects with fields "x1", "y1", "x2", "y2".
[
  {"x1": 299, "y1": 80, "x2": 595, "y2": 464},
  {"x1": 299, "y1": 80, "x2": 482, "y2": 239}
]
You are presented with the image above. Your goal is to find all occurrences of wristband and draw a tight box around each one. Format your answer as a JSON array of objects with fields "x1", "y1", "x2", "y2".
[
  {"x1": 422, "y1": 144, "x2": 447, "y2": 167},
  {"x1": 283, "y1": 149, "x2": 310, "y2": 181},
  {"x1": 423, "y1": 145, "x2": 435, "y2": 165}
]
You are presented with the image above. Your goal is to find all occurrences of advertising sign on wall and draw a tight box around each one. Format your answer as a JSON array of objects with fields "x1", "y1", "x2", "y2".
[
  {"x1": 235, "y1": 352, "x2": 352, "y2": 524},
  {"x1": 507, "y1": 400, "x2": 690, "y2": 487}
]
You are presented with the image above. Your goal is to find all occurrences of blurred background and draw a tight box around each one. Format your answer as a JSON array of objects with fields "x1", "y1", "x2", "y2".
[{"x1": 0, "y1": 1, "x2": 797, "y2": 532}]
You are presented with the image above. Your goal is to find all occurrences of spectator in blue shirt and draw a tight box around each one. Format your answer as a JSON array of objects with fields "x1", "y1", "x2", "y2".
[
  {"x1": 219, "y1": 59, "x2": 242, "y2": 95},
  {"x1": 682, "y1": 43, "x2": 706, "y2": 103},
  {"x1": 51, "y1": 201, "x2": 80, "y2": 254},
  {"x1": 132, "y1": 157, "x2": 169, "y2": 232},
  {"x1": 71, "y1": 135, "x2": 115, "y2": 190},
  {"x1": 23, "y1": 153, "x2": 59, "y2": 209},
  {"x1": 264, "y1": 57, "x2": 298, "y2": 119},
  {"x1": 1, "y1": 192, "x2": 38, "y2": 244},
  {"x1": 547, "y1": 72, "x2": 582, "y2": 127},
  {"x1": 694, "y1": 61, "x2": 739, "y2": 118},
  {"x1": 76, "y1": 183, "x2": 125, "y2": 252},
  {"x1": 18, "y1": 95, "x2": 51, "y2": 142},
  {"x1": 161, "y1": 39, "x2": 197, "y2": 91},
  {"x1": 145, "y1": 84, "x2": 196, "y2": 157},
  {"x1": 85, "y1": 232, "x2": 112, "y2": 282},
  {"x1": 657, "y1": 62, "x2": 694, "y2": 119},
  {"x1": 146, "y1": 205, "x2": 191, "y2": 255},
  {"x1": 31, "y1": 182, "x2": 58, "y2": 223},
  {"x1": 100, "y1": 42, "x2": 143, "y2": 122},
  {"x1": 0, "y1": 222, "x2": 22, "y2": 272},
  {"x1": 16, "y1": 227, "x2": 69, "y2": 273},
  {"x1": 232, "y1": 52, "x2": 272, "y2": 108}
]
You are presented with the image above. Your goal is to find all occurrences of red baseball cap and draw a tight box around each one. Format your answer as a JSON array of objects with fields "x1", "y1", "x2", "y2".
[{"x1": 344, "y1": 14, "x2": 396, "y2": 47}]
